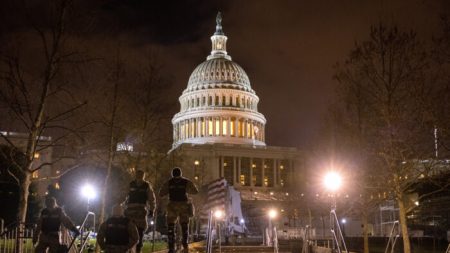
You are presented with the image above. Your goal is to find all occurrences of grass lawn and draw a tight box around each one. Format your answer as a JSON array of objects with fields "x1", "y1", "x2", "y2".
[{"x1": 0, "y1": 238, "x2": 167, "y2": 252}]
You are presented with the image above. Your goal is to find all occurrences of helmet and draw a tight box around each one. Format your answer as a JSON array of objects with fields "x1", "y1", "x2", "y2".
[{"x1": 172, "y1": 167, "x2": 182, "y2": 177}]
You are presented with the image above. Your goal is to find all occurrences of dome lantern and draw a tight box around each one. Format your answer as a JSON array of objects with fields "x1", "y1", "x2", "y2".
[{"x1": 208, "y1": 12, "x2": 231, "y2": 60}]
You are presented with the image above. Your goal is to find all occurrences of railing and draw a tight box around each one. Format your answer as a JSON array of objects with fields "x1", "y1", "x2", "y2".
[
  {"x1": 273, "y1": 226, "x2": 279, "y2": 253},
  {"x1": 330, "y1": 209, "x2": 348, "y2": 253},
  {"x1": 78, "y1": 211, "x2": 96, "y2": 253},
  {"x1": 0, "y1": 223, "x2": 34, "y2": 253},
  {"x1": 206, "y1": 210, "x2": 214, "y2": 253},
  {"x1": 384, "y1": 221, "x2": 399, "y2": 253},
  {"x1": 302, "y1": 225, "x2": 311, "y2": 253}
]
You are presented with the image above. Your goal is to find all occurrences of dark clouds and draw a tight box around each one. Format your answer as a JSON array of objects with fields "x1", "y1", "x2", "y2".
[{"x1": 1, "y1": 0, "x2": 449, "y2": 148}]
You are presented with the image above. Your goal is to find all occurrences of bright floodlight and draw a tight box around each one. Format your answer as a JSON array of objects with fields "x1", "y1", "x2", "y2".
[
  {"x1": 341, "y1": 218, "x2": 347, "y2": 224},
  {"x1": 240, "y1": 218, "x2": 245, "y2": 224},
  {"x1": 214, "y1": 210, "x2": 224, "y2": 219},
  {"x1": 323, "y1": 171, "x2": 342, "y2": 192},
  {"x1": 268, "y1": 209, "x2": 277, "y2": 219},
  {"x1": 81, "y1": 184, "x2": 96, "y2": 200}
]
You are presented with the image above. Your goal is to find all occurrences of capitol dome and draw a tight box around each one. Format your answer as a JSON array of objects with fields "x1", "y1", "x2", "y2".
[
  {"x1": 185, "y1": 58, "x2": 253, "y2": 93},
  {"x1": 172, "y1": 12, "x2": 266, "y2": 148}
]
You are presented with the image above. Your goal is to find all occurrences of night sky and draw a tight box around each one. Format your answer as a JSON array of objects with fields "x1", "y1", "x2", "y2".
[{"x1": 1, "y1": 0, "x2": 449, "y2": 148}]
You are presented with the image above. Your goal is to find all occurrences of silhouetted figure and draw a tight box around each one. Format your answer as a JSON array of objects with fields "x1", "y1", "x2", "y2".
[
  {"x1": 159, "y1": 167, "x2": 199, "y2": 253},
  {"x1": 33, "y1": 197, "x2": 79, "y2": 253},
  {"x1": 97, "y1": 205, "x2": 139, "y2": 253}
]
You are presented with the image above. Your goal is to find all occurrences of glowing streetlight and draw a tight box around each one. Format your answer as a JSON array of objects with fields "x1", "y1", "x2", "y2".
[
  {"x1": 268, "y1": 209, "x2": 278, "y2": 219},
  {"x1": 323, "y1": 171, "x2": 342, "y2": 192},
  {"x1": 323, "y1": 171, "x2": 348, "y2": 253},
  {"x1": 214, "y1": 209, "x2": 224, "y2": 220},
  {"x1": 239, "y1": 218, "x2": 245, "y2": 224},
  {"x1": 81, "y1": 184, "x2": 96, "y2": 200},
  {"x1": 80, "y1": 184, "x2": 96, "y2": 211}
]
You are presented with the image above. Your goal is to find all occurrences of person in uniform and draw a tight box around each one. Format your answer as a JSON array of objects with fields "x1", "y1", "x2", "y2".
[
  {"x1": 159, "y1": 167, "x2": 199, "y2": 253},
  {"x1": 123, "y1": 169, "x2": 156, "y2": 253},
  {"x1": 97, "y1": 205, "x2": 139, "y2": 253},
  {"x1": 33, "y1": 196, "x2": 79, "y2": 253}
]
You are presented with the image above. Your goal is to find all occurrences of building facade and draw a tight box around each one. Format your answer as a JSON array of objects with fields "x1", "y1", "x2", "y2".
[{"x1": 169, "y1": 13, "x2": 303, "y2": 195}]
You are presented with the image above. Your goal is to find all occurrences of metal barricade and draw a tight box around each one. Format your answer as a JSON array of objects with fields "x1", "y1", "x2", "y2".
[
  {"x1": 0, "y1": 223, "x2": 34, "y2": 253},
  {"x1": 384, "y1": 221, "x2": 399, "y2": 253}
]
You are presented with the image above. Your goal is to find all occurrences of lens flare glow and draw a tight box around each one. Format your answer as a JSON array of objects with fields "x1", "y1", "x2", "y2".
[{"x1": 323, "y1": 172, "x2": 342, "y2": 192}]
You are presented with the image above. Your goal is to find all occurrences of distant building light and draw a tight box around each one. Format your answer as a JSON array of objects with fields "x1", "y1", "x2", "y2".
[
  {"x1": 116, "y1": 142, "x2": 133, "y2": 152},
  {"x1": 270, "y1": 191, "x2": 274, "y2": 195},
  {"x1": 194, "y1": 176, "x2": 199, "y2": 180},
  {"x1": 415, "y1": 201, "x2": 419, "y2": 206},
  {"x1": 34, "y1": 153, "x2": 40, "y2": 159},
  {"x1": 254, "y1": 191, "x2": 258, "y2": 195},
  {"x1": 55, "y1": 183, "x2": 60, "y2": 189},
  {"x1": 32, "y1": 171, "x2": 39, "y2": 179},
  {"x1": 285, "y1": 192, "x2": 289, "y2": 196},
  {"x1": 194, "y1": 160, "x2": 200, "y2": 165}
]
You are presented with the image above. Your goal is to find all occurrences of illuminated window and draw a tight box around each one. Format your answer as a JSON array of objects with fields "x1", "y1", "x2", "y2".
[
  {"x1": 247, "y1": 122, "x2": 251, "y2": 138},
  {"x1": 230, "y1": 119, "x2": 235, "y2": 136},
  {"x1": 181, "y1": 123, "x2": 185, "y2": 139},
  {"x1": 208, "y1": 119, "x2": 213, "y2": 136},
  {"x1": 55, "y1": 183, "x2": 60, "y2": 189},
  {"x1": 215, "y1": 119, "x2": 220, "y2": 136},
  {"x1": 222, "y1": 120, "x2": 227, "y2": 135},
  {"x1": 191, "y1": 120, "x2": 195, "y2": 137},
  {"x1": 264, "y1": 177, "x2": 269, "y2": 186},
  {"x1": 240, "y1": 175, "x2": 245, "y2": 185},
  {"x1": 201, "y1": 119, "x2": 206, "y2": 136},
  {"x1": 34, "y1": 153, "x2": 40, "y2": 159},
  {"x1": 32, "y1": 171, "x2": 39, "y2": 179},
  {"x1": 185, "y1": 121, "x2": 189, "y2": 138}
]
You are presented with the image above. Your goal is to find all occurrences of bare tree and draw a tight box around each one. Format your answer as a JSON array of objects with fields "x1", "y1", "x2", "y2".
[
  {"x1": 0, "y1": 0, "x2": 88, "y2": 232},
  {"x1": 333, "y1": 23, "x2": 449, "y2": 253}
]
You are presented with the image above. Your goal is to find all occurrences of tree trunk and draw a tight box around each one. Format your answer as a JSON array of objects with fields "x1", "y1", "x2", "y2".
[
  {"x1": 397, "y1": 197, "x2": 411, "y2": 253},
  {"x1": 16, "y1": 172, "x2": 31, "y2": 253},
  {"x1": 362, "y1": 210, "x2": 369, "y2": 253}
]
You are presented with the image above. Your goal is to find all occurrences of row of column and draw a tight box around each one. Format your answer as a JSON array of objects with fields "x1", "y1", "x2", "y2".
[
  {"x1": 181, "y1": 93, "x2": 257, "y2": 111},
  {"x1": 218, "y1": 157, "x2": 293, "y2": 187},
  {"x1": 174, "y1": 117, "x2": 265, "y2": 143}
]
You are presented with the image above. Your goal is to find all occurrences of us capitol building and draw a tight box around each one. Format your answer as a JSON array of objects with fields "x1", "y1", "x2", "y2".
[{"x1": 169, "y1": 13, "x2": 302, "y2": 196}]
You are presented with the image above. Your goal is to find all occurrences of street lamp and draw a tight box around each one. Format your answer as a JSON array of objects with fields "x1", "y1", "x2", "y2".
[
  {"x1": 213, "y1": 210, "x2": 224, "y2": 253},
  {"x1": 80, "y1": 184, "x2": 96, "y2": 212},
  {"x1": 323, "y1": 171, "x2": 348, "y2": 253},
  {"x1": 323, "y1": 171, "x2": 342, "y2": 192},
  {"x1": 266, "y1": 209, "x2": 278, "y2": 247}
]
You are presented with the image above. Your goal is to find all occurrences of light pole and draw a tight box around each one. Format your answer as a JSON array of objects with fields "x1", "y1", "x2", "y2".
[
  {"x1": 214, "y1": 210, "x2": 224, "y2": 253},
  {"x1": 267, "y1": 209, "x2": 277, "y2": 247},
  {"x1": 323, "y1": 171, "x2": 348, "y2": 253},
  {"x1": 80, "y1": 184, "x2": 96, "y2": 212}
]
